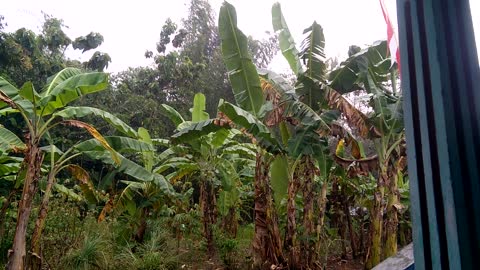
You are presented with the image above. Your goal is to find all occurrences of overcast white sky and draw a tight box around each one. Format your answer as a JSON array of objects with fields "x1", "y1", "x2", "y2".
[{"x1": 2, "y1": 0, "x2": 479, "y2": 73}]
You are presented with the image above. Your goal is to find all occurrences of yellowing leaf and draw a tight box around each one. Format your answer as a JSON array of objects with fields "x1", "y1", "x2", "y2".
[{"x1": 62, "y1": 120, "x2": 120, "y2": 165}]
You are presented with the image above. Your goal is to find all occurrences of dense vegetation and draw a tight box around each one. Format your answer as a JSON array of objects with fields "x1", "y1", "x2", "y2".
[{"x1": 0, "y1": 1, "x2": 410, "y2": 269}]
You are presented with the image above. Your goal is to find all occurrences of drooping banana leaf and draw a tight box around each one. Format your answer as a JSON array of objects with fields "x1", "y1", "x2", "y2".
[
  {"x1": 283, "y1": 100, "x2": 337, "y2": 129},
  {"x1": 0, "y1": 126, "x2": 25, "y2": 154},
  {"x1": 154, "y1": 157, "x2": 196, "y2": 174},
  {"x1": 221, "y1": 144, "x2": 256, "y2": 159},
  {"x1": 66, "y1": 164, "x2": 98, "y2": 204},
  {"x1": 160, "y1": 104, "x2": 185, "y2": 128},
  {"x1": 324, "y1": 86, "x2": 370, "y2": 138},
  {"x1": 258, "y1": 68, "x2": 296, "y2": 99},
  {"x1": 171, "y1": 119, "x2": 227, "y2": 144},
  {"x1": 218, "y1": 101, "x2": 281, "y2": 153},
  {"x1": 77, "y1": 149, "x2": 172, "y2": 194},
  {"x1": 287, "y1": 125, "x2": 329, "y2": 159},
  {"x1": 54, "y1": 184, "x2": 83, "y2": 202},
  {"x1": 76, "y1": 136, "x2": 154, "y2": 154},
  {"x1": 0, "y1": 76, "x2": 21, "y2": 109},
  {"x1": 219, "y1": 1, "x2": 265, "y2": 116},
  {"x1": 0, "y1": 156, "x2": 23, "y2": 177},
  {"x1": 54, "y1": 106, "x2": 137, "y2": 137},
  {"x1": 328, "y1": 40, "x2": 390, "y2": 94}
]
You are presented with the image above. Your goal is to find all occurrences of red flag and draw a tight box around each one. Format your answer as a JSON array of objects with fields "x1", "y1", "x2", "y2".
[{"x1": 379, "y1": 0, "x2": 401, "y2": 72}]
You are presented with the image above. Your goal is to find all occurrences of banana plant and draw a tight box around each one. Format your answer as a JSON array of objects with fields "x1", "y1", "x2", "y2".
[
  {"x1": 99, "y1": 127, "x2": 174, "y2": 243},
  {"x1": 158, "y1": 92, "x2": 255, "y2": 258},
  {"x1": 0, "y1": 68, "x2": 143, "y2": 270},
  {"x1": 326, "y1": 40, "x2": 404, "y2": 268}
]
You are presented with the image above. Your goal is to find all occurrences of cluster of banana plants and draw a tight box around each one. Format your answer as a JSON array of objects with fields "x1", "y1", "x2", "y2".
[
  {"x1": 216, "y1": 1, "x2": 408, "y2": 269},
  {"x1": 0, "y1": 68, "x2": 173, "y2": 269}
]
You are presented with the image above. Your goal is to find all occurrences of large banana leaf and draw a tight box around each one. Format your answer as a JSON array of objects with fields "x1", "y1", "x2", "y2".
[
  {"x1": 328, "y1": 40, "x2": 390, "y2": 94},
  {"x1": 365, "y1": 73, "x2": 404, "y2": 135},
  {"x1": 155, "y1": 157, "x2": 196, "y2": 174},
  {"x1": 0, "y1": 126, "x2": 25, "y2": 154},
  {"x1": 270, "y1": 154, "x2": 289, "y2": 209},
  {"x1": 62, "y1": 120, "x2": 120, "y2": 165},
  {"x1": 191, "y1": 93, "x2": 209, "y2": 122},
  {"x1": 0, "y1": 86, "x2": 34, "y2": 116},
  {"x1": 217, "y1": 159, "x2": 239, "y2": 192},
  {"x1": 0, "y1": 77, "x2": 20, "y2": 109},
  {"x1": 294, "y1": 22, "x2": 327, "y2": 111},
  {"x1": 221, "y1": 144, "x2": 256, "y2": 159},
  {"x1": 66, "y1": 164, "x2": 98, "y2": 204},
  {"x1": 283, "y1": 100, "x2": 338, "y2": 129},
  {"x1": 39, "y1": 71, "x2": 108, "y2": 115},
  {"x1": 271, "y1": 3, "x2": 303, "y2": 75},
  {"x1": 77, "y1": 149, "x2": 172, "y2": 194},
  {"x1": 54, "y1": 106, "x2": 137, "y2": 137},
  {"x1": 76, "y1": 136, "x2": 154, "y2": 154},
  {"x1": 54, "y1": 184, "x2": 83, "y2": 202},
  {"x1": 218, "y1": 101, "x2": 281, "y2": 153},
  {"x1": 165, "y1": 163, "x2": 199, "y2": 182},
  {"x1": 0, "y1": 156, "x2": 23, "y2": 177},
  {"x1": 219, "y1": 1, "x2": 264, "y2": 116},
  {"x1": 19, "y1": 82, "x2": 40, "y2": 103},
  {"x1": 160, "y1": 104, "x2": 185, "y2": 128},
  {"x1": 138, "y1": 127, "x2": 154, "y2": 172},
  {"x1": 218, "y1": 188, "x2": 239, "y2": 216},
  {"x1": 42, "y1": 67, "x2": 82, "y2": 95},
  {"x1": 209, "y1": 129, "x2": 231, "y2": 148},
  {"x1": 300, "y1": 21, "x2": 327, "y2": 82},
  {"x1": 287, "y1": 125, "x2": 328, "y2": 158},
  {"x1": 258, "y1": 69, "x2": 296, "y2": 99},
  {"x1": 171, "y1": 119, "x2": 226, "y2": 144}
]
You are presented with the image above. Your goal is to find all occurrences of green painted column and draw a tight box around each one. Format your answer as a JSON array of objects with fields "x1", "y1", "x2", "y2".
[{"x1": 397, "y1": 0, "x2": 480, "y2": 269}]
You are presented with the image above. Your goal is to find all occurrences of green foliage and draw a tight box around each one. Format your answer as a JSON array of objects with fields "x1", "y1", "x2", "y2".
[
  {"x1": 191, "y1": 93, "x2": 209, "y2": 122},
  {"x1": 0, "y1": 126, "x2": 25, "y2": 154},
  {"x1": 272, "y1": 3, "x2": 303, "y2": 75},
  {"x1": 218, "y1": 1, "x2": 265, "y2": 116},
  {"x1": 270, "y1": 155, "x2": 289, "y2": 209}
]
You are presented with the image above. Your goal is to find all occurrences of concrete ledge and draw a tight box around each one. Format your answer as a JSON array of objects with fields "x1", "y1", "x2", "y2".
[{"x1": 372, "y1": 243, "x2": 414, "y2": 270}]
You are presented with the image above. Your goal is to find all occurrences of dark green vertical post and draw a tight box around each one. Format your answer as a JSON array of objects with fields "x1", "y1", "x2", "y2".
[{"x1": 397, "y1": 0, "x2": 480, "y2": 269}]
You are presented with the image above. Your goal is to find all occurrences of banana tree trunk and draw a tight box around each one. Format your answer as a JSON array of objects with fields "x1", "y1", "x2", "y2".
[
  {"x1": 8, "y1": 143, "x2": 43, "y2": 270},
  {"x1": 134, "y1": 208, "x2": 149, "y2": 244},
  {"x1": 301, "y1": 157, "x2": 316, "y2": 268},
  {"x1": 200, "y1": 179, "x2": 217, "y2": 259},
  {"x1": 222, "y1": 207, "x2": 238, "y2": 238},
  {"x1": 252, "y1": 152, "x2": 284, "y2": 268},
  {"x1": 344, "y1": 196, "x2": 358, "y2": 259},
  {"x1": 29, "y1": 171, "x2": 56, "y2": 270},
  {"x1": 384, "y1": 169, "x2": 400, "y2": 258},
  {"x1": 317, "y1": 179, "x2": 328, "y2": 250},
  {"x1": 316, "y1": 181, "x2": 328, "y2": 236},
  {"x1": 285, "y1": 169, "x2": 299, "y2": 268},
  {"x1": 365, "y1": 171, "x2": 386, "y2": 269}
]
